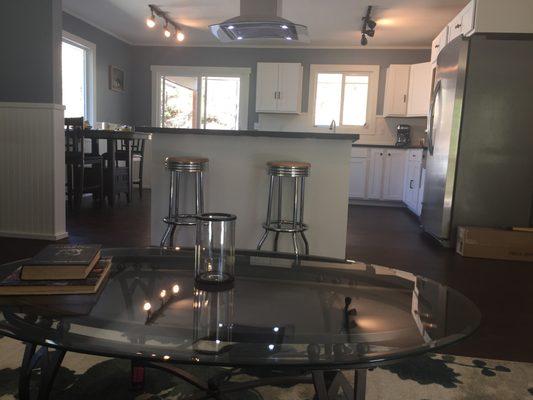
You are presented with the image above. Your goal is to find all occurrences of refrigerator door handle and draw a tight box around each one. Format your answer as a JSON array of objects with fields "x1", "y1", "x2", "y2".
[{"x1": 427, "y1": 79, "x2": 442, "y2": 156}]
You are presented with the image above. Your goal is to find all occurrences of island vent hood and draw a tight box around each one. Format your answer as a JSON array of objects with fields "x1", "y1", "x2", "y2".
[{"x1": 210, "y1": 0, "x2": 309, "y2": 43}]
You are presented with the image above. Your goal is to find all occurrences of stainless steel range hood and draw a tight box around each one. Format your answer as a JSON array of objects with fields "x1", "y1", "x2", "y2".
[{"x1": 210, "y1": 0, "x2": 309, "y2": 43}]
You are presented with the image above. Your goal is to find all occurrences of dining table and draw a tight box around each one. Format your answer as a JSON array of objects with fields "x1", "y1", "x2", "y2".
[
  {"x1": 82, "y1": 130, "x2": 151, "y2": 206},
  {"x1": 0, "y1": 248, "x2": 480, "y2": 400}
]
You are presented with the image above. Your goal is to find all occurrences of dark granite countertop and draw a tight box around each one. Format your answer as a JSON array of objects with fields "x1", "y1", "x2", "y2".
[
  {"x1": 134, "y1": 127, "x2": 359, "y2": 141},
  {"x1": 352, "y1": 143, "x2": 427, "y2": 149}
]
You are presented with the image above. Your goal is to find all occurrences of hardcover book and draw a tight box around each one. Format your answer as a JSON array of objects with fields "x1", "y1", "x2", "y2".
[
  {"x1": 0, "y1": 258, "x2": 112, "y2": 296},
  {"x1": 21, "y1": 244, "x2": 102, "y2": 280}
]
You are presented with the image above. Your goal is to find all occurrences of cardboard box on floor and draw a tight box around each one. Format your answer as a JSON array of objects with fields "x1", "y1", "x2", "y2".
[{"x1": 456, "y1": 226, "x2": 533, "y2": 262}]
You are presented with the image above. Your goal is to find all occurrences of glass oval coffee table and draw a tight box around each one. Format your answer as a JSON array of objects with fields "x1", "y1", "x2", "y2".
[{"x1": 0, "y1": 248, "x2": 480, "y2": 400}]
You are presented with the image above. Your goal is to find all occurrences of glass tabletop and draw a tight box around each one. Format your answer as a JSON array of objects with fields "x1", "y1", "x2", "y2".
[{"x1": 0, "y1": 248, "x2": 480, "y2": 369}]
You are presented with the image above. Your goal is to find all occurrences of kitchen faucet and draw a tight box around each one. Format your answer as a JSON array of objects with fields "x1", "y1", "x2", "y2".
[{"x1": 329, "y1": 120, "x2": 337, "y2": 133}]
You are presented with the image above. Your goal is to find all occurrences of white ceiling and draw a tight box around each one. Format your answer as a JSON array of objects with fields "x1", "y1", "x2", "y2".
[{"x1": 63, "y1": 0, "x2": 469, "y2": 48}]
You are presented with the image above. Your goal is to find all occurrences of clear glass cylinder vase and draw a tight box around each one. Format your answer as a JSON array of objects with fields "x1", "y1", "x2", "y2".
[{"x1": 195, "y1": 213, "x2": 236, "y2": 285}]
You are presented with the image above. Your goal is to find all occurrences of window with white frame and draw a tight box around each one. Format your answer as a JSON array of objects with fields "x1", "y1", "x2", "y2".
[
  {"x1": 310, "y1": 65, "x2": 379, "y2": 133},
  {"x1": 61, "y1": 32, "x2": 96, "y2": 124},
  {"x1": 152, "y1": 66, "x2": 250, "y2": 130}
]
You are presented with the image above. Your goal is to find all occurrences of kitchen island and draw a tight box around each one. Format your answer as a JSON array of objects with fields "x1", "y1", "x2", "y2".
[{"x1": 136, "y1": 127, "x2": 358, "y2": 259}]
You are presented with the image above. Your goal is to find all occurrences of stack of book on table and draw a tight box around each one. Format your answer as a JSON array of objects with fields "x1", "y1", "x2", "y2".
[{"x1": 0, "y1": 244, "x2": 112, "y2": 295}]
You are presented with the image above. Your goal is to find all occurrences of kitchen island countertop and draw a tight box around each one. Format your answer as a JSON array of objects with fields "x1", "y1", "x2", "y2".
[{"x1": 135, "y1": 127, "x2": 359, "y2": 141}]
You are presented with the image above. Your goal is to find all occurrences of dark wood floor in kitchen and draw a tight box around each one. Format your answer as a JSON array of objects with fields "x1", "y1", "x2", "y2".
[{"x1": 0, "y1": 191, "x2": 532, "y2": 363}]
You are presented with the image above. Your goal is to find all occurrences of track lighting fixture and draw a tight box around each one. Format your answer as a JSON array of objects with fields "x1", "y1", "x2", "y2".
[
  {"x1": 146, "y1": 9, "x2": 156, "y2": 28},
  {"x1": 163, "y1": 21, "x2": 171, "y2": 38},
  {"x1": 146, "y1": 4, "x2": 185, "y2": 43},
  {"x1": 360, "y1": 6, "x2": 376, "y2": 46}
]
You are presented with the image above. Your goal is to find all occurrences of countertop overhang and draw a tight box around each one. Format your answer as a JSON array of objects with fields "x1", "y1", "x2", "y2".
[{"x1": 134, "y1": 127, "x2": 359, "y2": 141}]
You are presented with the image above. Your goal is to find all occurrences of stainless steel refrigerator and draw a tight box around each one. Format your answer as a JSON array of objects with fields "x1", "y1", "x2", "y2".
[{"x1": 421, "y1": 34, "x2": 533, "y2": 246}]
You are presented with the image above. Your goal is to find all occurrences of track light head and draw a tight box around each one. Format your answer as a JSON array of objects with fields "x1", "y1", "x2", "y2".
[
  {"x1": 364, "y1": 29, "x2": 375, "y2": 37},
  {"x1": 176, "y1": 30, "x2": 185, "y2": 42},
  {"x1": 146, "y1": 10, "x2": 156, "y2": 28},
  {"x1": 366, "y1": 19, "x2": 376, "y2": 30},
  {"x1": 361, "y1": 34, "x2": 368, "y2": 46},
  {"x1": 163, "y1": 20, "x2": 171, "y2": 38}
]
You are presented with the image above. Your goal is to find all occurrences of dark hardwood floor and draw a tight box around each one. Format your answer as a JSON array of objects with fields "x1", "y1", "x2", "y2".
[{"x1": 0, "y1": 193, "x2": 531, "y2": 363}]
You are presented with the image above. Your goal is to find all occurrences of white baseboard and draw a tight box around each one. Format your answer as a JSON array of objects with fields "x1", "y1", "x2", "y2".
[{"x1": 0, "y1": 231, "x2": 69, "y2": 241}]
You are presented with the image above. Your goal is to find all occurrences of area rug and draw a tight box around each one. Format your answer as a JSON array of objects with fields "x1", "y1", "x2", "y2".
[{"x1": 0, "y1": 337, "x2": 531, "y2": 399}]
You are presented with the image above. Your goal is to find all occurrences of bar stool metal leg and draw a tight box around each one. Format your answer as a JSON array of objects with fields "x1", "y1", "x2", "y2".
[
  {"x1": 160, "y1": 170, "x2": 176, "y2": 247},
  {"x1": 273, "y1": 176, "x2": 282, "y2": 252},
  {"x1": 257, "y1": 175, "x2": 275, "y2": 251},
  {"x1": 300, "y1": 177, "x2": 309, "y2": 255},
  {"x1": 169, "y1": 171, "x2": 181, "y2": 247}
]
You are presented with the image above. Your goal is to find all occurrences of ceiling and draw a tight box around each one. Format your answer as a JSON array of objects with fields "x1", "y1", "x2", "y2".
[{"x1": 62, "y1": 0, "x2": 469, "y2": 48}]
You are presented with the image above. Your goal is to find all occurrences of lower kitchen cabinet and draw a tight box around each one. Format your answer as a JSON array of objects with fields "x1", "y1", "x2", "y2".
[
  {"x1": 367, "y1": 149, "x2": 385, "y2": 199},
  {"x1": 403, "y1": 149, "x2": 424, "y2": 215},
  {"x1": 349, "y1": 147, "x2": 407, "y2": 201},
  {"x1": 382, "y1": 149, "x2": 407, "y2": 200},
  {"x1": 349, "y1": 157, "x2": 368, "y2": 199}
]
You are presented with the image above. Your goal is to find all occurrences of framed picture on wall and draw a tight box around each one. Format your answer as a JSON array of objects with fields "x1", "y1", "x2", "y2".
[{"x1": 109, "y1": 65, "x2": 125, "y2": 92}]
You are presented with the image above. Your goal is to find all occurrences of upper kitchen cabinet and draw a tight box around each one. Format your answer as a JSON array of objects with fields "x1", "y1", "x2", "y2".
[
  {"x1": 431, "y1": 0, "x2": 533, "y2": 59},
  {"x1": 448, "y1": 1, "x2": 475, "y2": 42},
  {"x1": 431, "y1": 27, "x2": 448, "y2": 64},
  {"x1": 383, "y1": 63, "x2": 432, "y2": 118},
  {"x1": 383, "y1": 65, "x2": 410, "y2": 117},
  {"x1": 256, "y1": 62, "x2": 303, "y2": 113},
  {"x1": 407, "y1": 62, "x2": 432, "y2": 117}
]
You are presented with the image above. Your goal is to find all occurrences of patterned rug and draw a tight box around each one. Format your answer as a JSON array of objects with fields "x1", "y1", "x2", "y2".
[{"x1": 0, "y1": 337, "x2": 531, "y2": 399}]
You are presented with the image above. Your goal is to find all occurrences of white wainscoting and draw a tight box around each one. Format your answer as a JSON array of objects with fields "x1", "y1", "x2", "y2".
[{"x1": 0, "y1": 102, "x2": 67, "y2": 240}]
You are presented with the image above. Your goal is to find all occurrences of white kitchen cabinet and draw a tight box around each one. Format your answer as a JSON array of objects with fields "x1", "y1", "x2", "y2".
[
  {"x1": 384, "y1": 63, "x2": 432, "y2": 118},
  {"x1": 448, "y1": 1, "x2": 476, "y2": 42},
  {"x1": 403, "y1": 149, "x2": 424, "y2": 215},
  {"x1": 383, "y1": 65, "x2": 410, "y2": 117},
  {"x1": 382, "y1": 149, "x2": 407, "y2": 201},
  {"x1": 255, "y1": 63, "x2": 278, "y2": 112},
  {"x1": 367, "y1": 149, "x2": 385, "y2": 200},
  {"x1": 349, "y1": 158, "x2": 368, "y2": 199},
  {"x1": 407, "y1": 62, "x2": 432, "y2": 117},
  {"x1": 256, "y1": 62, "x2": 303, "y2": 114},
  {"x1": 431, "y1": 27, "x2": 448, "y2": 64}
]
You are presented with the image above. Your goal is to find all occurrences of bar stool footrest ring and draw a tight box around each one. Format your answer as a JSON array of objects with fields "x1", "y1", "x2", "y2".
[
  {"x1": 262, "y1": 220, "x2": 308, "y2": 233},
  {"x1": 163, "y1": 215, "x2": 198, "y2": 226}
]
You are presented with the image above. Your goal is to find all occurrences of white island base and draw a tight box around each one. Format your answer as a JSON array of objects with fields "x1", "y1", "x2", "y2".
[{"x1": 148, "y1": 130, "x2": 355, "y2": 259}]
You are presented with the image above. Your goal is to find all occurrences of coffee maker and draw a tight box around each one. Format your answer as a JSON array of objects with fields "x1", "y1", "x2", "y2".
[{"x1": 396, "y1": 124, "x2": 411, "y2": 147}]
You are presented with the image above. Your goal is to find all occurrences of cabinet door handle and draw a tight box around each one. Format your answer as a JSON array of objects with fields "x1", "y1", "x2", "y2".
[
  {"x1": 435, "y1": 44, "x2": 440, "y2": 48},
  {"x1": 410, "y1": 179, "x2": 414, "y2": 189},
  {"x1": 388, "y1": 153, "x2": 391, "y2": 156},
  {"x1": 455, "y1": 23, "x2": 462, "y2": 29},
  {"x1": 278, "y1": 91, "x2": 281, "y2": 99},
  {"x1": 403, "y1": 94, "x2": 407, "y2": 103}
]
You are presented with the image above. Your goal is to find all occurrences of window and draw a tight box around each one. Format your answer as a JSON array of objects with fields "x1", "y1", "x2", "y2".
[
  {"x1": 310, "y1": 65, "x2": 379, "y2": 134},
  {"x1": 152, "y1": 66, "x2": 250, "y2": 130},
  {"x1": 61, "y1": 32, "x2": 95, "y2": 124}
]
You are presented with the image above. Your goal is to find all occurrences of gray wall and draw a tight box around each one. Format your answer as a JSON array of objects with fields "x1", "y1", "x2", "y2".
[
  {"x1": 131, "y1": 46, "x2": 430, "y2": 128},
  {"x1": 63, "y1": 12, "x2": 133, "y2": 124},
  {"x1": 0, "y1": 0, "x2": 62, "y2": 104}
]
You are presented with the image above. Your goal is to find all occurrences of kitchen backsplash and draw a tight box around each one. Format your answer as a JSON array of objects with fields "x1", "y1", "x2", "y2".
[{"x1": 257, "y1": 113, "x2": 427, "y2": 146}]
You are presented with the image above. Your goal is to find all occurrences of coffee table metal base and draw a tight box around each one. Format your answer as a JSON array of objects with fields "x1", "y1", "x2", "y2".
[
  {"x1": 19, "y1": 343, "x2": 66, "y2": 400},
  {"x1": 132, "y1": 360, "x2": 367, "y2": 400}
]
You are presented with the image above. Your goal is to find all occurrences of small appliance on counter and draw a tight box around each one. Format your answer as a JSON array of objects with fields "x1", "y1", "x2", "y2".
[{"x1": 395, "y1": 124, "x2": 411, "y2": 147}]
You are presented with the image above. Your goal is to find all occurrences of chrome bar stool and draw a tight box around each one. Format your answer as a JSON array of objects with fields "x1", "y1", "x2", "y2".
[
  {"x1": 257, "y1": 161, "x2": 310, "y2": 257},
  {"x1": 160, "y1": 157, "x2": 208, "y2": 248}
]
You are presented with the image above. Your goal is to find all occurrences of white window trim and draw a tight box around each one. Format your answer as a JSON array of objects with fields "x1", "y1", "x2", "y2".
[
  {"x1": 151, "y1": 65, "x2": 251, "y2": 130},
  {"x1": 309, "y1": 64, "x2": 380, "y2": 135},
  {"x1": 62, "y1": 31, "x2": 97, "y2": 125}
]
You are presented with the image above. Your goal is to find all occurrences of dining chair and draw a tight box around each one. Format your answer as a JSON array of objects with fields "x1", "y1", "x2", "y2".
[
  {"x1": 117, "y1": 139, "x2": 146, "y2": 198},
  {"x1": 65, "y1": 118, "x2": 104, "y2": 209}
]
